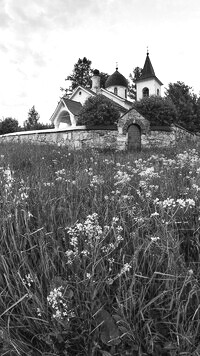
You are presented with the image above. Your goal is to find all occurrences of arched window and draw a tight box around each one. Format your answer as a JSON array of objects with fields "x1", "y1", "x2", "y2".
[
  {"x1": 125, "y1": 89, "x2": 127, "y2": 98},
  {"x1": 143, "y1": 87, "x2": 149, "y2": 98},
  {"x1": 114, "y1": 87, "x2": 118, "y2": 95},
  {"x1": 157, "y1": 89, "x2": 160, "y2": 96}
]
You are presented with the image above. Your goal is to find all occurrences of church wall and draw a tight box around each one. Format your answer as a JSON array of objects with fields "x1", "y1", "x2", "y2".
[
  {"x1": 136, "y1": 78, "x2": 161, "y2": 100},
  {"x1": 0, "y1": 124, "x2": 198, "y2": 150},
  {"x1": 106, "y1": 86, "x2": 127, "y2": 100},
  {"x1": 71, "y1": 90, "x2": 90, "y2": 105}
]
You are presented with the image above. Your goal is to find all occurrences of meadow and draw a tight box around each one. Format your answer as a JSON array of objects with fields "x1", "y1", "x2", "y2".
[{"x1": 0, "y1": 141, "x2": 200, "y2": 355}]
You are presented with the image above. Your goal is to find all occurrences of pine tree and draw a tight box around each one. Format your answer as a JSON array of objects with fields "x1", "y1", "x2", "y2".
[{"x1": 24, "y1": 106, "x2": 40, "y2": 131}]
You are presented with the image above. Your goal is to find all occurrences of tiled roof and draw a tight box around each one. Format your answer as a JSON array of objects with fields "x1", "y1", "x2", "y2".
[
  {"x1": 105, "y1": 70, "x2": 128, "y2": 88},
  {"x1": 137, "y1": 53, "x2": 163, "y2": 85},
  {"x1": 62, "y1": 98, "x2": 82, "y2": 115}
]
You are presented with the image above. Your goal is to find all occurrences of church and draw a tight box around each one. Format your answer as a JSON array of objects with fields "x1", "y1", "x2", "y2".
[{"x1": 50, "y1": 52, "x2": 163, "y2": 129}]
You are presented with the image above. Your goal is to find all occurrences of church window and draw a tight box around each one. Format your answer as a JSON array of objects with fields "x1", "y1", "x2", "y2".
[
  {"x1": 143, "y1": 87, "x2": 149, "y2": 98},
  {"x1": 79, "y1": 91, "x2": 82, "y2": 95},
  {"x1": 114, "y1": 87, "x2": 118, "y2": 95},
  {"x1": 157, "y1": 89, "x2": 160, "y2": 96},
  {"x1": 125, "y1": 89, "x2": 127, "y2": 98}
]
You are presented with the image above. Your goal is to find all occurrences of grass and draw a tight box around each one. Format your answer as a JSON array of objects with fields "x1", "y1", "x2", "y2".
[{"x1": 0, "y1": 141, "x2": 200, "y2": 355}]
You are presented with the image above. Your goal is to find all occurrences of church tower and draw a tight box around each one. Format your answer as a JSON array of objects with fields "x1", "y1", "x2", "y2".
[{"x1": 135, "y1": 51, "x2": 163, "y2": 101}]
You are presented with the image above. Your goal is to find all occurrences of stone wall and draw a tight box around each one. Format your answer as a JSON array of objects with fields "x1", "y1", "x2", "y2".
[
  {"x1": 0, "y1": 123, "x2": 199, "y2": 150},
  {"x1": 142, "y1": 125, "x2": 198, "y2": 148},
  {"x1": 0, "y1": 127, "x2": 126, "y2": 150}
]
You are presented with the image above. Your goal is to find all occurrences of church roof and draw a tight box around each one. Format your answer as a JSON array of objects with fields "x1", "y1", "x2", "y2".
[
  {"x1": 105, "y1": 69, "x2": 128, "y2": 88},
  {"x1": 136, "y1": 52, "x2": 163, "y2": 85},
  {"x1": 62, "y1": 97, "x2": 82, "y2": 115}
]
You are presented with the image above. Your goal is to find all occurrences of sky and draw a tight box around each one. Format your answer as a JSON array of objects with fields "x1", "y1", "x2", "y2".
[{"x1": 0, "y1": 0, "x2": 200, "y2": 125}]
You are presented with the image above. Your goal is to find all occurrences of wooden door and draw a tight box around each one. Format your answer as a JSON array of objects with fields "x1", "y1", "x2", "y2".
[{"x1": 127, "y1": 124, "x2": 141, "y2": 151}]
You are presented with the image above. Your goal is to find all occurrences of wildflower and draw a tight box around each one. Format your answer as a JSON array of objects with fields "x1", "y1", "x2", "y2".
[
  {"x1": 150, "y1": 236, "x2": 160, "y2": 242},
  {"x1": 150, "y1": 212, "x2": 159, "y2": 217},
  {"x1": 37, "y1": 308, "x2": 42, "y2": 317},
  {"x1": 22, "y1": 274, "x2": 34, "y2": 288},
  {"x1": 185, "y1": 198, "x2": 195, "y2": 207},
  {"x1": 117, "y1": 263, "x2": 132, "y2": 278},
  {"x1": 47, "y1": 286, "x2": 74, "y2": 321},
  {"x1": 188, "y1": 269, "x2": 193, "y2": 276},
  {"x1": 106, "y1": 278, "x2": 114, "y2": 285}
]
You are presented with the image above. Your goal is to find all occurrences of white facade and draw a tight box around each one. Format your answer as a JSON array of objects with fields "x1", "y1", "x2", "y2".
[
  {"x1": 106, "y1": 85, "x2": 127, "y2": 99},
  {"x1": 136, "y1": 78, "x2": 162, "y2": 101},
  {"x1": 51, "y1": 100, "x2": 77, "y2": 129},
  {"x1": 71, "y1": 88, "x2": 91, "y2": 105}
]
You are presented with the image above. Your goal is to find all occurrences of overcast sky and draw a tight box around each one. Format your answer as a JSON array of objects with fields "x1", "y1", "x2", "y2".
[{"x1": 0, "y1": 0, "x2": 200, "y2": 125}]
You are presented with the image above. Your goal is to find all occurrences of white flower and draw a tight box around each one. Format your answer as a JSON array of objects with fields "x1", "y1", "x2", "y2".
[
  {"x1": 150, "y1": 212, "x2": 159, "y2": 217},
  {"x1": 150, "y1": 236, "x2": 160, "y2": 242}
]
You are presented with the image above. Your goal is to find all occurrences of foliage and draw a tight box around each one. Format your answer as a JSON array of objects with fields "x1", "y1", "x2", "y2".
[
  {"x1": 24, "y1": 105, "x2": 40, "y2": 131},
  {"x1": 66, "y1": 57, "x2": 92, "y2": 91},
  {"x1": 1, "y1": 142, "x2": 200, "y2": 355},
  {"x1": 0, "y1": 117, "x2": 19, "y2": 134},
  {"x1": 33, "y1": 122, "x2": 55, "y2": 130},
  {"x1": 165, "y1": 81, "x2": 200, "y2": 131},
  {"x1": 129, "y1": 66, "x2": 142, "y2": 99},
  {"x1": 62, "y1": 57, "x2": 109, "y2": 94},
  {"x1": 133, "y1": 95, "x2": 177, "y2": 126},
  {"x1": 77, "y1": 94, "x2": 120, "y2": 126},
  {"x1": 99, "y1": 71, "x2": 109, "y2": 89},
  {"x1": 23, "y1": 106, "x2": 54, "y2": 131}
]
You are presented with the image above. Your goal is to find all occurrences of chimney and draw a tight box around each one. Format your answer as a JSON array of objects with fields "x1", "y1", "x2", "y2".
[{"x1": 91, "y1": 69, "x2": 100, "y2": 93}]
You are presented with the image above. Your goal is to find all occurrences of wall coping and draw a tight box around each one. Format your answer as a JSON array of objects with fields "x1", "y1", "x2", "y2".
[{"x1": 0, "y1": 125, "x2": 119, "y2": 138}]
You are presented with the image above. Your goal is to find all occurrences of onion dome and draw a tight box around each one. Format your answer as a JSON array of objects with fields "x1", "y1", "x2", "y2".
[
  {"x1": 93, "y1": 69, "x2": 100, "y2": 76},
  {"x1": 105, "y1": 68, "x2": 128, "y2": 89}
]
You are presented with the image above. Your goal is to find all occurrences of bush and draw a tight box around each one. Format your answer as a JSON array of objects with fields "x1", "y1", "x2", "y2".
[
  {"x1": 77, "y1": 94, "x2": 120, "y2": 126},
  {"x1": 133, "y1": 95, "x2": 177, "y2": 126},
  {"x1": 0, "y1": 117, "x2": 19, "y2": 134}
]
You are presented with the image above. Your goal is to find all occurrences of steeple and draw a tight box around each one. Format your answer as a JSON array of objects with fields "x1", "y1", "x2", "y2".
[
  {"x1": 135, "y1": 50, "x2": 163, "y2": 101},
  {"x1": 140, "y1": 50, "x2": 156, "y2": 80}
]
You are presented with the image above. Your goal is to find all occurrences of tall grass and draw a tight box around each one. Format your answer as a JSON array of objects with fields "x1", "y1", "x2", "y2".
[{"x1": 0, "y1": 142, "x2": 200, "y2": 355}]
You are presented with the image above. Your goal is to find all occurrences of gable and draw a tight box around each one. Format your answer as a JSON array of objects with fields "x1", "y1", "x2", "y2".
[{"x1": 70, "y1": 86, "x2": 96, "y2": 105}]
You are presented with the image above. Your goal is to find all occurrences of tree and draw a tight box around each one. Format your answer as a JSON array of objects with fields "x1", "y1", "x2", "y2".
[
  {"x1": 133, "y1": 95, "x2": 177, "y2": 127},
  {"x1": 61, "y1": 57, "x2": 109, "y2": 95},
  {"x1": 66, "y1": 57, "x2": 92, "y2": 91},
  {"x1": 0, "y1": 117, "x2": 19, "y2": 134},
  {"x1": 77, "y1": 94, "x2": 120, "y2": 126},
  {"x1": 24, "y1": 106, "x2": 40, "y2": 131},
  {"x1": 165, "y1": 81, "x2": 199, "y2": 131},
  {"x1": 129, "y1": 66, "x2": 142, "y2": 99},
  {"x1": 99, "y1": 71, "x2": 109, "y2": 89}
]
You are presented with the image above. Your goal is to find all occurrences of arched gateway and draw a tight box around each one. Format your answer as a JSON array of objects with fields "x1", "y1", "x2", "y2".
[
  {"x1": 128, "y1": 124, "x2": 141, "y2": 151},
  {"x1": 118, "y1": 108, "x2": 150, "y2": 151}
]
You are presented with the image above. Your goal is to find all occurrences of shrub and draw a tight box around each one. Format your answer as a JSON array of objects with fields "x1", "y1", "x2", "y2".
[
  {"x1": 77, "y1": 94, "x2": 120, "y2": 126},
  {"x1": 133, "y1": 95, "x2": 177, "y2": 126},
  {"x1": 0, "y1": 117, "x2": 19, "y2": 134}
]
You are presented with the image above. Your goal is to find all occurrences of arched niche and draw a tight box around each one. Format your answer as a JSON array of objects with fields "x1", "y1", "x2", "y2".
[
  {"x1": 55, "y1": 111, "x2": 71, "y2": 129},
  {"x1": 142, "y1": 87, "x2": 149, "y2": 98}
]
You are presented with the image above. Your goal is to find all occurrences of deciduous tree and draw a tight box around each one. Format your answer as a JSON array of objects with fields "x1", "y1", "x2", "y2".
[
  {"x1": 77, "y1": 94, "x2": 120, "y2": 126},
  {"x1": 0, "y1": 117, "x2": 19, "y2": 134},
  {"x1": 129, "y1": 66, "x2": 142, "y2": 99},
  {"x1": 133, "y1": 95, "x2": 177, "y2": 127},
  {"x1": 165, "y1": 81, "x2": 199, "y2": 131}
]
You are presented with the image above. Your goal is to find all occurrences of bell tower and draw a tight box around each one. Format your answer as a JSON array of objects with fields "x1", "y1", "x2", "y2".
[{"x1": 135, "y1": 50, "x2": 163, "y2": 101}]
